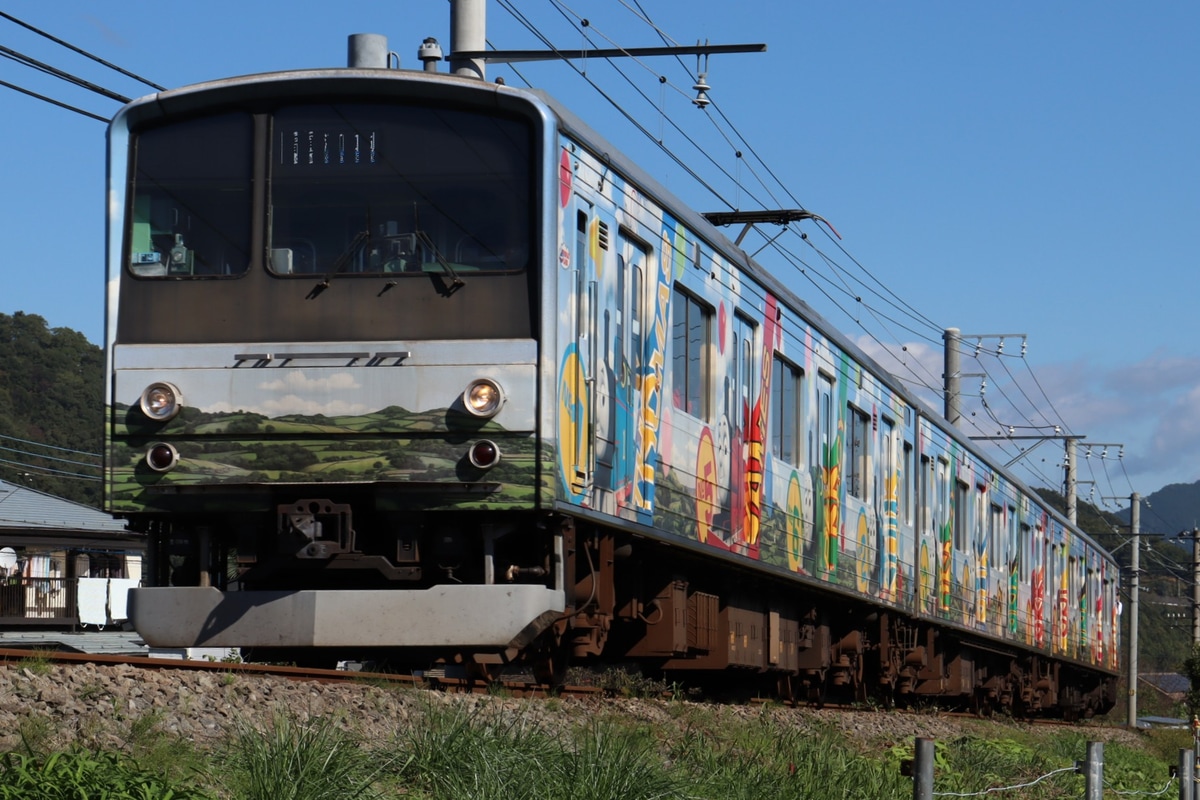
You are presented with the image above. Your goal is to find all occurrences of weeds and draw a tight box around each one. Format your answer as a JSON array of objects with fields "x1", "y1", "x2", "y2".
[
  {"x1": 0, "y1": 748, "x2": 209, "y2": 799},
  {"x1": 218, "y1": 710, "x2": 390, "y2": 800}
]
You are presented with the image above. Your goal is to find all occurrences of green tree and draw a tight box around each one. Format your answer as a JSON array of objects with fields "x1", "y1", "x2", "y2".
[{"x1": 0, "y1": 312, "x2": 103, "y2": 506}]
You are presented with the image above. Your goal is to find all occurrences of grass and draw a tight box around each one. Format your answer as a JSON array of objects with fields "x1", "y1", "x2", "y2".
[
  {"x1": 0, "y1": 694, "x2": 1188, "y2": 799},
  {"x1": 215, "y1": 712, "x2": 391, "y2": 800}
]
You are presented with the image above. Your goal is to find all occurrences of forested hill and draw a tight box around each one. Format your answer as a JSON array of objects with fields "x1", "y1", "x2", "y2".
[{"x1": 0, "y1": 312, "x2": 103, "y2": 507}]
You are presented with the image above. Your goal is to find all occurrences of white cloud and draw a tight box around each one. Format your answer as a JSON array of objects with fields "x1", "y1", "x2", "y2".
[
  {"x1": 258, "y1": 395, "x2": 370, "y2": 416},
  {"x1": 852, "y1": 336, "x2": 1200, "y2": 493},
  {"x1": 259, "y1": 371, "x2": 360, "y2": 392}
]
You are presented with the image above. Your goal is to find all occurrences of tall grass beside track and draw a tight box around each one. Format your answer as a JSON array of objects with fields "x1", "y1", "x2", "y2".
[{"x1": 0, "y1": 691, "x2": 1188, "y2": 799}]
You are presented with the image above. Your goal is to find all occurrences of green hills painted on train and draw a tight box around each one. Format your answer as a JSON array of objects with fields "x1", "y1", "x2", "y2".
[{"x1": 107, "y1": 402, "x2": 544, "y2": 511}]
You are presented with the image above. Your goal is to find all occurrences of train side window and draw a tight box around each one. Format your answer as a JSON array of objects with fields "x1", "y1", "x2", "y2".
[
  {"x1": 989, "y1": 503, "x2": 1003, "y2": 569},
  {"x1": 953, "y1": 480, "x2": 969, "y2": 552},
  {"x1": 732, "y1": 314, "x2": 756, "y2": 429},
  {"x1": 845, "y1": 405, "x2": 868, "y2": 499},
  {"x1": 770, "y1": 354, "x2": 803, "y2": 465},
  {"x1": 902, "y1": 440, "x2": 914, "y2": 526},
  {"x1": 816, "y1": 373, "x2": 834, "y2": 474},
  {"x1": 128, "y1": 112, "x2": 252, "y2": 278},
  {"x1": 671, "y1": 288, "x2": 711, "y2": 420},
  {"x1": 1007, "y1": 506, "x2": 1018, "y2": 572},
  {"x1": 936, "y1": 458, "x2": 949, "y2": 537},
  {"x1": 880, "y1": 417, "x2": 896, "y2": 497}
]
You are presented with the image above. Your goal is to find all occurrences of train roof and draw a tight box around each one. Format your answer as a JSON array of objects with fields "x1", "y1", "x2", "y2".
[{"x1": 109, "y1": 66, "x2": 1115, "y2": 562}]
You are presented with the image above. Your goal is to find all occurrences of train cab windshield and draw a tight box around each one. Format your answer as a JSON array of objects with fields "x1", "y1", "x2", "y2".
[
  {"x1": 128, "y1": 112, "x2": 253, "y2": 277},
  {"x1": 126, "y1": 102, "x2": 532, "y2": 280}
]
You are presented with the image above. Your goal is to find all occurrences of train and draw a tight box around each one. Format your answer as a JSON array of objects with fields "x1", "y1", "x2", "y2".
[{"x1": 104, "y1": 33, "x2": 1118, "y2": 717}]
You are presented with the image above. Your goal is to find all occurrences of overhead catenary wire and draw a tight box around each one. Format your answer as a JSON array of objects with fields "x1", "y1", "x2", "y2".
[
  {"x1": 0, "y1": 43, "x2": 129, "y2": 103},
  {"x1": 0, "y1": 10, "x2": 163, "y2": 91}
]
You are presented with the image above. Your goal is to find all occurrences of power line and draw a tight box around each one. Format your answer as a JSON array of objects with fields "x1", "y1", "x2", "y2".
[
  {"x1": 0, "y1": 78, "x2": 108, "y2": 122},
  {"x1": 0, "y1": 456, "x2": 100, "y2": 482},
  {"x1": 0, "y1": 433, "x2": 100, "y2": 459},
  {"x1": 0, "y1": 443, "x2": 99, "y2": 470},
  {"x1": 0, "y1": 43, "x2": 129, "y2": 103},
  {"x1": 0, "y1": 10, "x2": 163, "y2": 90}
]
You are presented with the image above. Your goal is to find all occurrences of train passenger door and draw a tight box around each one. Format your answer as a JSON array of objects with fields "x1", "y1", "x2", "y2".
[
  {"x1": 614, "y1": 230, "x2": 649, "y2": 517},
  {"x1": 816, "y1": 373, "x2": 837, "y2": 577},
  {"x1": 917, "y1": 454, "x2": 933, "y2": 614},
  {"x1": 729, "y1": 313, "x2": 756, "y2": 546},
  {"x1": 565, "y1": 204, "x2": 595, "y2": 498}
]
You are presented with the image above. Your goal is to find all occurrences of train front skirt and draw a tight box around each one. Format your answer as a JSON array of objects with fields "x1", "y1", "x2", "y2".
[{"x1": 128, "y1": 586, "x2": 566, "y2": 649}]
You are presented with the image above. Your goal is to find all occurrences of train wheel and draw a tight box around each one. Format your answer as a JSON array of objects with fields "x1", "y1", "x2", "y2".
[
  {"x1": 777, "y1": 674, "x2": 798, "y2": 707},
  {"x1": 530, "y1": 637, "x2": 569, "y2": 689}
]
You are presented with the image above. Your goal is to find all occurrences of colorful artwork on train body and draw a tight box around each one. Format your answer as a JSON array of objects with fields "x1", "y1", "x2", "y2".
[
  {"x1": 547, "y1": 133, "x2": 1120, "y2": 677},
  {"x1": 695, "y1": 426, "x2": 718, "y2": 546},
  {"x1": 881, "y1": 471, "x2": 899, "y2": 600},
  {"x1": 557, "y1": 344, "x2": 589, "y2": 501},
  {"x1": 1031, "y1": 564, "x2": 1046, "y2": 648}
]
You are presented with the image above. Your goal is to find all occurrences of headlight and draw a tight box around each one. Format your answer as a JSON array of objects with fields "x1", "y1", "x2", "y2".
[
  {"x1": 468, "y1": 439, "x2": 501, "y2": 469},
  {"x1": 140, "y1": 382, "x2": 182, "y2": 421},
  {"x1": 145, "y1": 442, "x2": 179, "y2": 472},
  {"x1": 462, "y1": 379, "x2": 504, "y2": 418}
]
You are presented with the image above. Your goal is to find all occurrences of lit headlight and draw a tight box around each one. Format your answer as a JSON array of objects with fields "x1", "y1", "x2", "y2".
[
  {"x1": 139, "y1": 382, "x2": 182, "y2": 421},
  {"x1": 462, "y1": 379, "x2": 504, "y2": 418}
]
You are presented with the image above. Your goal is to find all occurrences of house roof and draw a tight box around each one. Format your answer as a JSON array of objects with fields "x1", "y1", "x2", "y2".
[
  {"x1": 0, "y1": 479, "x2": 130, "y2": 538},
  {"x1": 1140, "y1": 672, "x2": 1190, "y2": 696}
]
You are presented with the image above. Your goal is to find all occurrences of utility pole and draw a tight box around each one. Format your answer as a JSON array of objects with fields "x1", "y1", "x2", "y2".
[
  {"x1": 943, "y1": 327, "x2": 1015, "y2": 427},
  {"x1": 1193, "y1": 529, "x2": 1200, "y2": 648},
  {"x1": 944, "y1": 327, "x2": 961, "y2": 425},
  {"x1": 1127, "y1": 492, "x2": 1140, "y2": 730}
]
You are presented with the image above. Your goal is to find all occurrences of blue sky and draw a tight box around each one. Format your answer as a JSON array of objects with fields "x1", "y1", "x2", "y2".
[{"x1": 1, "y1": 1, "x2": 1196, "y2": 515}]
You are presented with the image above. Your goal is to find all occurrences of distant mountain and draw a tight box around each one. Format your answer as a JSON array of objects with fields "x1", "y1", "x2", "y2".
[
  {"x1": 1115, "y1": 481, "x2": 1200, "y2": 538},
  {"x1": 0, "y1": 312, "x2": 102, "y2": 507}
]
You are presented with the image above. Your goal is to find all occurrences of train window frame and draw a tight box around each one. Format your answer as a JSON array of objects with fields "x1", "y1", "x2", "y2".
[
  {"x1": 936, "y1": 457, "x2": 950, "y2": 548},
  {"x1": 264, "y1": 102, "x2": 533, "y2": 279},
  {"x1": 770, "y1": 353, "x2": 803, "y2": 466},
  {"x1": 816, "y1": 372, "x2": 835, "y2": 477},
  {"x1": 989, "y1": 502, "x2": 1003, "y2": 571},
  {"x1": 1007, "y1": 505, "x2": 1018, "y2": 573},
  {"x1": 1019, "y1": 522, "x2": 1033, "y2": 582},
  {"x1": 902, "y1": 439, "x2": 914, "y2": 527},
  {"x1": 845, "y1": 404, "x2": 869, "y2": 499},
  {"x1": 125, "y1": 111, "x2": 254, "y2": 280},
  {"x1": 670, "y1": 287, "x2": 712, "y2": 421},
  {"x1": 953, "y1": 479, "x2": 969, "y2": 553},
  {"x1": 880, "y1": 415, "x2": 896, "y2": 501}
]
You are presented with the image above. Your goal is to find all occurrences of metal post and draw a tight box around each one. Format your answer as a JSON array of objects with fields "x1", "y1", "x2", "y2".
[
  {"x1": 450, "y1": 0, "x2": 487, "y2": 79},
  {"x1": 1084, "y1": 741, "x2": 1103, "y2": 800},
  {"x1": 913, "y1": 737, "x2": 934, "y2": 800},
  {"x1": 1128, "y1": 492, "x2": 1140, "y2": 729},
  {"x1": 1193, "y1": 529, "x2": 1200, "y2": 648},
  {"x1": 1179, "y1": 748, "x2": 1194, "y2": 800},
  {"x1": 1064, "y1": 438, "x2": 1077, "y2": 526},
  {"x1": 943, "y1": 328, "x2": 961, "y2": 426}
]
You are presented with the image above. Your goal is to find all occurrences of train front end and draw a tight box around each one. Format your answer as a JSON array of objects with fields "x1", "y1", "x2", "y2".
[{"x1": 104, "y1": 69, "x2": 564, "y2": 662}]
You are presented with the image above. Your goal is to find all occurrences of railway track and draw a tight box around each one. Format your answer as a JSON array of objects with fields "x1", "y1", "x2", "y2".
[{"x1": 0, "y1": 647, "x2": 1113, "y2": 728}]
